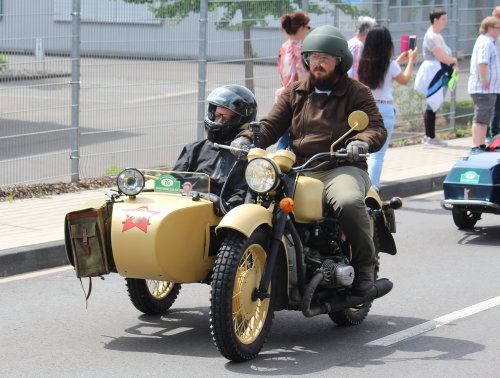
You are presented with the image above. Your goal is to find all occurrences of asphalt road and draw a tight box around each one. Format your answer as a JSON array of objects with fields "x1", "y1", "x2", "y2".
[{"x1": 1, "y1": 191, "x2": 499, "y2": 377}]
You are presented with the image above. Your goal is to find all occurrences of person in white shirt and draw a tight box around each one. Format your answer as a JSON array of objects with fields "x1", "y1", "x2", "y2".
[
  {"x1": 347, "y1": 16, "x2": 377, "y2": 80},
  {"x1": 358, "y1": 26, "x2": 418, "y2": 191},
  {"x1": 415, "y1": 8, "x2": 458, "y2": 147},
  {"x1": 468, "y1": 16, "x2": 500, "y2": 150},
  {"x1": 488, "y1": 6, "x2": 500, "y2": 141}
]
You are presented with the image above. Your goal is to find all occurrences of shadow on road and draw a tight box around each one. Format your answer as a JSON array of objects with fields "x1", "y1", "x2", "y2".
[{"x1": 102, "y1": 306, "x2": 485, "y2": 375}]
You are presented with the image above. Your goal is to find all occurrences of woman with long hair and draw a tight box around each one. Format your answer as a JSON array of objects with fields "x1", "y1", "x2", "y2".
[
  {"x1": 358, "y1": 26, "x2": 418, "y2": 191},
  {"x1": 275, "y1": 11, "x2": 310, "y2": 150}
]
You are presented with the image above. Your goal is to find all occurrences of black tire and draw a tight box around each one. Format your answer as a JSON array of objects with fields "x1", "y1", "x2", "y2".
[
  {"x1": 452, "y1": 207, "x2": 481, "y2": 229},
  {"x1": 328, "y1": 219, "x2": 380, "y2": 326},
  {"x1": 126, "y1": 278, "x2": 181, "y2": 315},
  {"x1": 210, "y1": 228, "x2": 276, "y2": 362}
]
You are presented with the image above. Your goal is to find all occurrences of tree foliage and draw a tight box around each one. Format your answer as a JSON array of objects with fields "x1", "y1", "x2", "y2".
[{"x1": 123, "y1": 1, "x2": 369, "y2": 30}]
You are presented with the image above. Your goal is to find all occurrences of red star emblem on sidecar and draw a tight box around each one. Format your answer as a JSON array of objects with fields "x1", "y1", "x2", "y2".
[{"x1": 121, "y1": 206, "x2": 160, "y2": 233}]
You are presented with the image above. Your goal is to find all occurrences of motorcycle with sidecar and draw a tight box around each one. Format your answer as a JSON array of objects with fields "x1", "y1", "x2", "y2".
[{"x1": 64, "y1": 111, "x2": 402, "y2": 362}]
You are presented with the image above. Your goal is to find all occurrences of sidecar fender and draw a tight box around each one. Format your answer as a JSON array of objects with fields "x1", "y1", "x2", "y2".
[{"x1": 216, "y1": 204, "x2": 273, "y2": 238}]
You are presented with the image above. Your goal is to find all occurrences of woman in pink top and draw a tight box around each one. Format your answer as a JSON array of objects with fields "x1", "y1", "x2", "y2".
[{"x1": 276, "y1": 11, "x2": 310, "y2": 150}]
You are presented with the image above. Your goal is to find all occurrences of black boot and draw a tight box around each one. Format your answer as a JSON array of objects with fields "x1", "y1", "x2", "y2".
[{"x1": 351, "y1": 271, "x2": 374, "y2": 297}]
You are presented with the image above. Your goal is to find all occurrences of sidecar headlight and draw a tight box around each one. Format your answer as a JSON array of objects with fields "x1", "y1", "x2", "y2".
[
  {"x1": 245, "y1": 157, "x2": 280, "y2": 194},
  {"x1": 117, "y1": 168, "x2": 145, "y2": 196}
]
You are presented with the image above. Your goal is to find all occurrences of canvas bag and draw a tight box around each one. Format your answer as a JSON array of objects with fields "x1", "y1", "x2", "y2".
[{"x1": 64, "y1": 200, "x2": 114, "y2": 278}]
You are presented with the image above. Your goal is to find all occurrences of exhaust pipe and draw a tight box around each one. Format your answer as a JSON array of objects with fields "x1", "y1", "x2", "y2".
[{"x1": 302, "y1": 276, "x2": 393, "y2": 317}]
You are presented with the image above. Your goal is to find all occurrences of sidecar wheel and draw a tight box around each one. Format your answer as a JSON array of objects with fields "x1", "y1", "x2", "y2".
[
  {"x1": 452, "y1": 207, "x2": 481, "y2": 229},
  {"x1": 329, "y1": 224, "x2": 380, "y2": 326},
  {"x1": 210, "y1": 228, "x2": 275, "y2": 362},
  {"x1": 126, "y1": 278, "x2": 181, "y2": 315}
]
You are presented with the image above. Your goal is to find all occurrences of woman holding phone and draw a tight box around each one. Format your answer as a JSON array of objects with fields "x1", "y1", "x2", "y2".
[
  {"x1": 358, "y1": 26, "x2": 418, "y2": 191},
  {"x1": 415, "y1": 8, "x2": 458, "y2": 147}
]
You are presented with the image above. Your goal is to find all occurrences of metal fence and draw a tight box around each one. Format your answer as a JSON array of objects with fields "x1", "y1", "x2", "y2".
[{"x1": 0, "y1": 0, "x2": 497, "y2": 187}]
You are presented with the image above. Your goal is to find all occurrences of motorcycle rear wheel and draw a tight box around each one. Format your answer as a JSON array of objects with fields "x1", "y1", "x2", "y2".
[
  {"x1": 126, "y1": 278, "x2": 181, "y2": 315},
  {"x1": 210, "y1": 228, "x2": 275, "y2": 362},
  {"x1": 328, "y1": 223, "x2": 380, "y2": 326},
  {"x1": 452, "y1": 207, "x2": 481, "y2": 229}
]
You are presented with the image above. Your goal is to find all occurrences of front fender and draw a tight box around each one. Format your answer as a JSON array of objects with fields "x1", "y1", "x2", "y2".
[
  {"x1": 216, "y1": 204, "x2": 273, "y2": 238},
  {"x1": 365, "y1": 188, "x2": 397, "y2": 255}
]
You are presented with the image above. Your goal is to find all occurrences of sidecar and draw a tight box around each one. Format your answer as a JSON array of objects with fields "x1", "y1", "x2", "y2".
[
  {"x1": 441, "y1": 145, "x2": 500, "y2": 229},
  {"x1": 64, "y1": 169, "x2": 222, "y2": 283}
]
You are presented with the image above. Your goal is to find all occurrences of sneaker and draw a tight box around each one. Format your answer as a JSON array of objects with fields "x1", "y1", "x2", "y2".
[
  {"x1": 423, "y1": 137, "x2": 448, "y2": 147},
  {"x1": 421, "y1": 136, "x2": 429, "y2": 144},
  {"x1": 470, "y1": 145, "x2": 486, "y2": 153}
]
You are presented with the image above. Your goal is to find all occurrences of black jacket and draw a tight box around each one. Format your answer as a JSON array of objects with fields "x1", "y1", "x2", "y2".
[{"x1": 173, "y1": 139, "x2": 247, "y2": 209}]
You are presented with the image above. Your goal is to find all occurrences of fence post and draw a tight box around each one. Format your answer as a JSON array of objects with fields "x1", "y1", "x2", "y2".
[
  {"x1": 449, "y1": 0, "x2": 458, "y2": 133},
  {"x1": 197, "y1": 0, "x2": 208, "y2": 141},
  {"x1": 302, "y1": 0, "x2": 309, "y2": 13},
  {"x1": 70, "y1": 0, "x2": 81, "y2": 182}
]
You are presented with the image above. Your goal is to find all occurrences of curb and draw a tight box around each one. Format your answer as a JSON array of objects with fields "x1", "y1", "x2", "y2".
[
  {"x1": 379, "y1": 172, "x2": 446, "y2": 200},
  {"x1": 0, "y1": 172, "x2": 448, "y2": 278},
  {"x1": 0, "y1": 240, "x2": 67, "y2": 278}
]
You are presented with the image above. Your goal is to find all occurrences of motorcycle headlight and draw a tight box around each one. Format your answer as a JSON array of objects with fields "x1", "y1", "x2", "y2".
[
  {"x1": 117, "y1": 168, "x2": 145, "y2": 196},
  {"x1": 245, "y1": 157, "x2": 280, "y2": 194}
]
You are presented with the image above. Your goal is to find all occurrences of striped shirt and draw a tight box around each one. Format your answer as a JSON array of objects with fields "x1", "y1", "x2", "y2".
[
  {"x1": 468, "y1": 33, "x2": 500, "y2": 94},
  {"x1": 347, "y1": 37, "x2": 363, "y2": 80}
]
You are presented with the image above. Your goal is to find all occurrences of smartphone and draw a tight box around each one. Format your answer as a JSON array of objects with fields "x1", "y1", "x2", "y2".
[
  {"x1": 409, "y1": 35, "x2": 417, "y2": 50},
  {"x1": 400, "y1": 35, "x2": 409, "y2": 52}
]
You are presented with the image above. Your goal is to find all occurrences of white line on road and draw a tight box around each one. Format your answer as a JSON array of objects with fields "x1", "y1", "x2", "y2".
[
  {"x1": 0, "y1": 266, "x2": 72, "y2": 284},
  {"x1": 365, "y1": 295, "x2": 500, "y2": 347}
]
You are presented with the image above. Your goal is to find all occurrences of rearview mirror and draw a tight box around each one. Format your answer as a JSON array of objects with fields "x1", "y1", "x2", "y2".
[
  {"x1": 348, "y1": 110, "x2": 369, "y2": 131},
  {"x1": 329, "y1": 111, "x2": 369, "y2": 152}
]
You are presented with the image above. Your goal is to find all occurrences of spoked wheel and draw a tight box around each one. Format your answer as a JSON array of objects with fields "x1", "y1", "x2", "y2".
[
  {"x1": 210, "y1": 228, "x2": 275, "y2": 362},
  {"x1": 126, "y1": 278, "x2": 181, "y2": 315},
  {"x1": 452, "y1": 207, "x2": 481, "y2": 229},
  {"x1": 329, "y1": 220, "x2": 380, "y2": 326}
]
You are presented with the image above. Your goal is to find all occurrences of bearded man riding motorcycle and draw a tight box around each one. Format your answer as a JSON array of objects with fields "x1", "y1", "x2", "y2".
[
  {"x1": 174, "y1": 84, "x2": 257, "y2": 212},
  {"x1": 232, "y1": 25, "x2": 387, "y2": 296}
]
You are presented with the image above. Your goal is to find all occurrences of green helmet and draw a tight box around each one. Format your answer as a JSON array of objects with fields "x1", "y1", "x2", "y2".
[{"x1": 301, "y1": 25, "x2": 353, "y2": 74}]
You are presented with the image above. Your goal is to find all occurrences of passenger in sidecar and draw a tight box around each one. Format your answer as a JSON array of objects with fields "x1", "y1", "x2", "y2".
[{"x1": 173, "y1": 84, "x2": 257, "y2": 214}]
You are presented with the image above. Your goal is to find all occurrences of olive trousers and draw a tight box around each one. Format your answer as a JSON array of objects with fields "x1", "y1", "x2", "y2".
[{"x1": 303, "y1": 166, "x2": 375, "y2": 273}]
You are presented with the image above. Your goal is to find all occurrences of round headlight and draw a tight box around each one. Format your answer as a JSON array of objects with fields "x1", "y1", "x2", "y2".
[
  {"x1": 117, "y1": 168, "x2": 145, "y2": 196},
  {"x1": 245, "y1": 157, "x2": 280, "y2": 194}
]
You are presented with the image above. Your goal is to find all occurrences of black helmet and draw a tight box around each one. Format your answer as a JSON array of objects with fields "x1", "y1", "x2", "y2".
[
  {"x1": 205, "y1": 84, "x2": 257, "y2": 143},
  {"x1": 301, "y1": 25, "x2": 353, "y2": 74}
]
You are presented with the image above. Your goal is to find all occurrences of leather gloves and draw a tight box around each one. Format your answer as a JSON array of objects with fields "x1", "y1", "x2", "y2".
[
  {"x1": 346, "y1": 140, "x2": 369, "y2": 161},
  {"x1": 230, "y1": 136, "x2": 252, "y2": 157}
]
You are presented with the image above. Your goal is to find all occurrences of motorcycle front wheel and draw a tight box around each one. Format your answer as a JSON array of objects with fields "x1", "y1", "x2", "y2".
[
  {"x1": 210, "y1": 228, "x2": 275, "y2": 362},
  {"x1": 126, "y1": 278, "x2": 181, "y2": 315}
]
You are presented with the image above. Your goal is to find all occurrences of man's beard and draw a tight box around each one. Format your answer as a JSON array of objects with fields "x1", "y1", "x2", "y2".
[{"x1": 310, "y1": 66, "x2": 338, "y2": 91}]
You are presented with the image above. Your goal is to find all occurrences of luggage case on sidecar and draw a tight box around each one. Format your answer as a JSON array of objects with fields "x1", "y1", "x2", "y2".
[{"x1": 441, "y1": 150, "x2": 500, "y2": 229}]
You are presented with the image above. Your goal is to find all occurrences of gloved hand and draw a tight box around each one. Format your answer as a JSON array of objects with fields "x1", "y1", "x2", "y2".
[
  {"x1": 346, "y1": 140, "x2": 369, "y2": 161},
  {"x1": 230, "y1": 136, "x2": 252, "y2": 157}
]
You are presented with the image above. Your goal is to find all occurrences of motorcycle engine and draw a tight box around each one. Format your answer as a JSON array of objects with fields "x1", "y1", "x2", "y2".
[{"x1": 319, "y1": 259, "x2": 354, "y2": 288}]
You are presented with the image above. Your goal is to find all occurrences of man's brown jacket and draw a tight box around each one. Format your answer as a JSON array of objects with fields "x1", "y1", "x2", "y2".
[{"x1": 240, "y1": 73, "x2": 386, "y2": 171}]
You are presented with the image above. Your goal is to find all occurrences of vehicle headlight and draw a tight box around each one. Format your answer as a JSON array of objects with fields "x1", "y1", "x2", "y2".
[
  {"x1": 117, "y1": 168, "x2": 145, "y2": 196},
  {"x1": 245, "y1": 157, "x2": 280, "y2": 194}
]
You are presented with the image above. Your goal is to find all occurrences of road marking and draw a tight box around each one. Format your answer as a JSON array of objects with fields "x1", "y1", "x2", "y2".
[
  {"x1": 0, "y1": 266, "x2": 72, "y2": 284},
  {"x1": 365, "y1": 295, "x2": 500, "y2": 347},
  {"x1": 126, "y1": 90, "x2": 197, "y2": 104}
]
